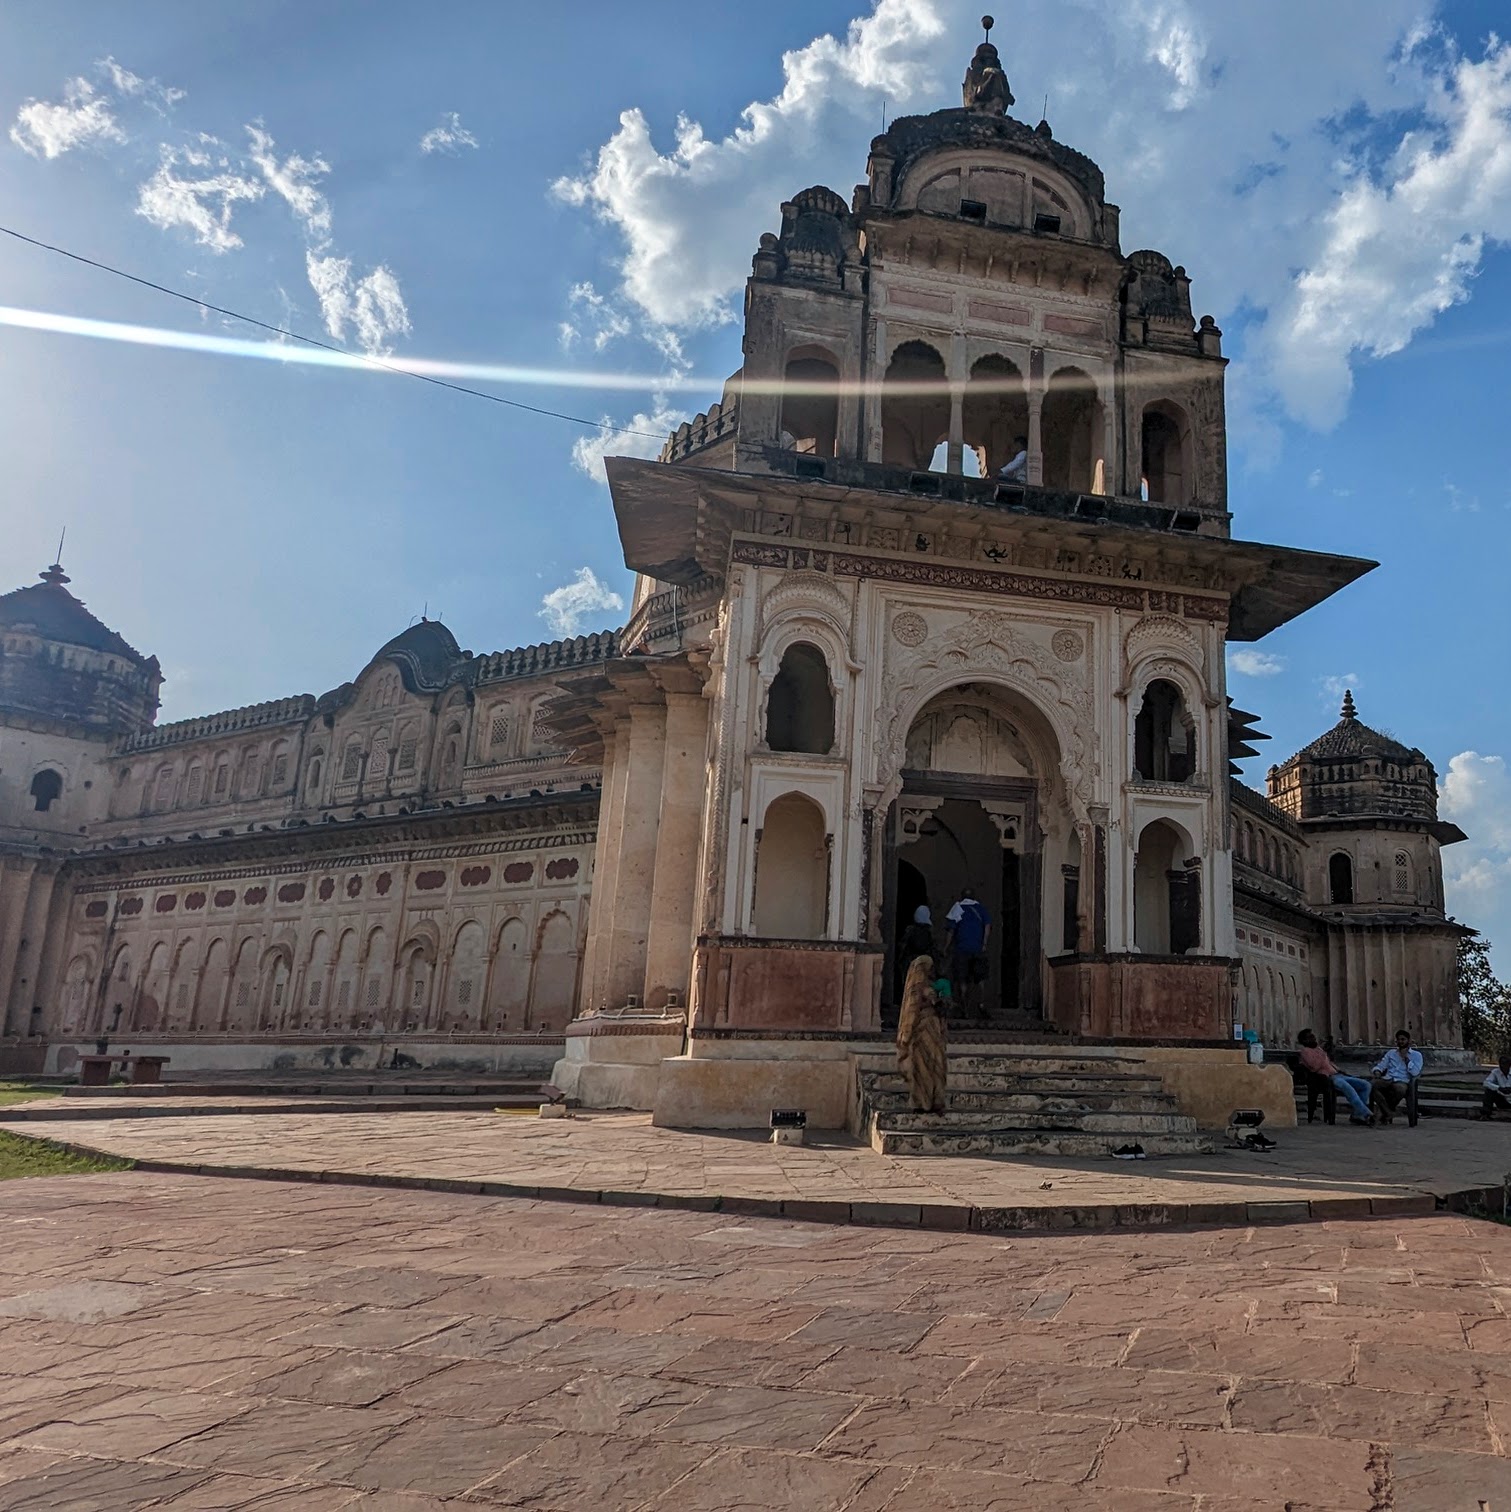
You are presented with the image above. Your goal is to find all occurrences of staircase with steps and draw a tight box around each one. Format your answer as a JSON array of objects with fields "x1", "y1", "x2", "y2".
[{"x1": 854, "y1": 1046, "x2": 1214, "y2": 1158}]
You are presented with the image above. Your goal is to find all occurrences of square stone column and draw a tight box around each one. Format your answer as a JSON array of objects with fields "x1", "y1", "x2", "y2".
[{"x1": 604, "y1": 700, "x2": 669, "y2": 1009}]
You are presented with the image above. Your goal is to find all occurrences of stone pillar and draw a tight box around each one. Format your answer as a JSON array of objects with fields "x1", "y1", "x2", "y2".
[
  {"x1": 1101, "y1": 400, "x2": 1118, "y2": 497},
  {"x1": 605, "y1": 701, "x2": 669, "y2": 1008},
  {"x1": 0, "y1": 858, "x2": 39, "y2": 1037},
  {"x1": 864, "y1": 319, "x2": 888, "y2": 462},
  {"x1": 946, "y1": 386, "x2": 964, "y2": 475},
  {"x1": 642, "y1": 692, "x2": 710, "y2": 1010},
  {"x1": 12, "y1": 865, "x2": 57, "y2": 1038},
  {"x1": 1027, "y1": 347, "x2": 1045, "y2": 486},
  {"x1": 576, "y1": 728, "x2": 624, "y2": 1015}
]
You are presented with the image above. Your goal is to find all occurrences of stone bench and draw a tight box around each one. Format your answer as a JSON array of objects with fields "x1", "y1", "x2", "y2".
[{"x1": 77, "y1": 1054, "x2": 171, "y2": 1088}]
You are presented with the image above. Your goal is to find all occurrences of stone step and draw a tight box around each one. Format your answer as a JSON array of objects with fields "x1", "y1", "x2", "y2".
[
  {"x1": 873, "y1": 1127, "x2": 1214, "y2": 1158},
  {"x1": 872, "y1": 1108, "x2": 1199, "y2": 1136},
  {"x1": 864, "y1": 1089, "x2": 1182, "y2": 1116},
  {"x1": 859, "y1": 1070, "x2": 1167, "y2": 1096}
]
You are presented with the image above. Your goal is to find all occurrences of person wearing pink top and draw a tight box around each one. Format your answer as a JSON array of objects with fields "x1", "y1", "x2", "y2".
[{"x1": 1296, "y1": 1028, "x2": 1374, "y2": 1125}]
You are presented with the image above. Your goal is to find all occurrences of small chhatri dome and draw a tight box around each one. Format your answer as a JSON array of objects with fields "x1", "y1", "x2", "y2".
[{"x1": 372, "y1": 617, "x2": 464, "y2": 694}]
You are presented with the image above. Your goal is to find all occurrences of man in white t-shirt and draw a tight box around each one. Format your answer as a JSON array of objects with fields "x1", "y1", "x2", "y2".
[
  {"x1": 1482, "y1": 1053, "x2": 1511, "y2": 1120},
  {"x1": 997, "y1": 436, "x2": 1029, "y2": 484}
]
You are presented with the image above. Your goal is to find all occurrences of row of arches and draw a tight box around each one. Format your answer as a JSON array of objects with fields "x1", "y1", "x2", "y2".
[
  {"x1": 1233, "y1": 816, "x2": 1300, "y2": 887},
  {"x1": 774, "y1": 339, "x2": 1196, "y2": 503},
  {"x1": 1239, "y1": 958, "x2": 1312, "y2": 1046},
  {"x1": 63, "y1": 913, "x2": 581, "y2": 1039},
  {"x1": 128, "y1": 740, "x2": 295, "y2": 817}
]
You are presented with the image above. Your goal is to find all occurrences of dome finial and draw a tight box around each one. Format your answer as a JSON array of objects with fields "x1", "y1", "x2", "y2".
[
  {"x1": 964, "y1": 16, "x2": 1014, "y2": 114},
  {"x1": 39, "y1": 526, "x2": 70, "y2": 586},
  {"x1": 1340, "y1": 688, "x2": 1357, "y2": 722}
]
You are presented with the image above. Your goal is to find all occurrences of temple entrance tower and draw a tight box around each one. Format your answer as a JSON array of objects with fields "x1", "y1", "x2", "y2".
[{"x1": 558, "y1": 24, "x2": 1375, "y2": 1127}]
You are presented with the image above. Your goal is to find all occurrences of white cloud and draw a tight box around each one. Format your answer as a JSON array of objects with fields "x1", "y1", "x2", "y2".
[
  {"x1": 539, "y1": 568, "x2": 626, "y2": 637},
  {"x1": 10, "y1": 77, "x2": 124, "y2": 159},
  {"x1": 420, "y1": 112, "x2": 479, "y2": 155},
  {"x1": 1262, "y1": 37, "x2": 1511, "y2": 427},
  {"x1": 305, "y1": 252, "x2": 411, "y2": 357},
  {"x1": 569, "y1": 398, "x2": 690, "y2": 484},
  {"x1": 135, "y1": 142, "x2": 264, "y2": 253},
  {"x1": 1441, "y1": 752, "x2": 1511, "y2": 959},
  {"x1": 1318, "y1": 672, "x2": 1360, "y2": 704},
  {"x1": 246, "y1": 125, "x2": 332, "y2": 240},
  {"x1": 554, "y1": 0, "x2": 1511, "y2": 436},
  {"x1": 1307, "y1": 469, "x2": 1324, "y2": 489},
  {"x1": 98, "y1": 56, "x2": 184, "y2": 112},
  {"x1": 560, "y1": 281, "x2": 633, "y2": 352},
  {"x1": 1229, "y1": 649, "x2": 1286, "y2": 677}
]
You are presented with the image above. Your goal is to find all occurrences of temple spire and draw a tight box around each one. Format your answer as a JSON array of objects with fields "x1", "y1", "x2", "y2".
[{"x1": 1340, "y1": 689, "x2": 1357, "y2": 722}]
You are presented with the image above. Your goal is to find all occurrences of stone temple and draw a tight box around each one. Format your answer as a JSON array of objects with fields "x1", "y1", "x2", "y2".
[{"x1": 0, "y1": 30, "x2": 1468, "y2": 1135}]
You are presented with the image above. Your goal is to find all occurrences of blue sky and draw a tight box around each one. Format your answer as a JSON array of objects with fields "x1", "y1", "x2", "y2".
[{"x1": 3, "y1": 1, "x2": 1510, "y2": 963}]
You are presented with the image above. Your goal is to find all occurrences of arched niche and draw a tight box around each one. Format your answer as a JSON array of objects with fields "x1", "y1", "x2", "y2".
[
  {"x1": 779, "y1": 346, "x2": 840, "y2": 458},
  {"x1": 752, "y1": 792, "x2": 829, "y2": 939},
  {"x1": 1133, "y1": 678, "x2": 1197, "y2": 784},
  {"x1": 963, "y1": 354, "x2": 1027, "y2": 478},
  {"x1": 765, "y1": 642, "x2": 835, "y2": 754},
  {"x1": 1329, "y1": 851, "x2": 1354, "y2": 906},
  {"x1": 1041, "y1": 366, "x2": 1104, "y2": 493},
  {"x1": 881, "y1": 340, "x2": 948, "y2": 471},
  {"x1": 1134, "y1": 817, "x2": 1200, "y2": 955},
  {"x1": 29, "y1": 768, "x2": 62, "y2": 813},
  {"x1": 1141, "y1": 400, "x2": 1193, "y2": 505}
]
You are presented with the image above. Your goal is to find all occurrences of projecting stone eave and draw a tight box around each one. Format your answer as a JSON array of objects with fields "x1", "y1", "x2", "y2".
[
  {"x1": 1290, "y1": 811, "x2": 1468, "y2": 848},
  {"x1": 602, "y1": 455, "x2": 1375, "y2": 640}
]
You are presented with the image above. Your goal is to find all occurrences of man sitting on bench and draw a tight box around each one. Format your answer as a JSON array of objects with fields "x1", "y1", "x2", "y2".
[
  {"x1": 1371, "y1": 1029, "x2": 1423, "y2": 1125},
  {"x1": 1481, "y1": 1052, "x2": 1511, "y2": 1120},
  {"x1": 1296, "y1": 1029, "x2": 1374, "y2": 1125}
]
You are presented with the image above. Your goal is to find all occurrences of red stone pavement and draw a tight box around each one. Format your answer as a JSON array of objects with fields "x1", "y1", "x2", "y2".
[{"x1": 3, "y1": 1172, "x2": 1511, "y2": 1508}]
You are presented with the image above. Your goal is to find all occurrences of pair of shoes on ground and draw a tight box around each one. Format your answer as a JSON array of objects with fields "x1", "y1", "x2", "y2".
[
  {"x1": 1248, "y1": 1132, "x2": 1278, "y2": 1151},
  {"x1": 1111, "y1": 1143, "x2": 1146, "y2": 1160},
  {"x1": 1348, "y1": 1114, "x2": 1376, "y2": 1126}
]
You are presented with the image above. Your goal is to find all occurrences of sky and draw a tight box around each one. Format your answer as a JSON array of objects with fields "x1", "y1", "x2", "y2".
[{"x1": 2, "y1": 0, "x2": 1510, "y2": 965}]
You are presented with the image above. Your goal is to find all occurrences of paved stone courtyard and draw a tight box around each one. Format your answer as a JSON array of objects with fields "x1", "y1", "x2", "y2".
[
  {"x1": 3, "y1": 1171, "x2": 1511, "y2": 1508},
  {"x1": 4, "y1": 1104, "x2": 1509, "y2": 1228}
]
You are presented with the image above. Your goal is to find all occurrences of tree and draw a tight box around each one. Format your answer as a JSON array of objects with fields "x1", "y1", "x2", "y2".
[{"x1": 1459, "y1": 933, "x2": 1511, "y2": 1056}]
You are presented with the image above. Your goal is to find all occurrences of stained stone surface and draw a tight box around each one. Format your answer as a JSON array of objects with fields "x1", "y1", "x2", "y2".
[
  {"x1": 4, "y1": 1104, "x2": 1508, "y2": 1220},
  {"x1": 1, "y1": 1172, "x2": 1511, "y2": 1507}
]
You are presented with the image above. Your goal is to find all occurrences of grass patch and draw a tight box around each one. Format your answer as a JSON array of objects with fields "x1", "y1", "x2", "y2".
[
  {"x1": 0, "y1": 1081, "x2": 55, "y2": 1108},
  {"x1": 0, "y1": 1130, "x2": 133, "y2": 1180}
]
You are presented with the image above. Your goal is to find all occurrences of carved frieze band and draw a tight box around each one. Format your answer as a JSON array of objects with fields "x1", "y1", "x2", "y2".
[{"x1": 731, "y1": 540, "x2": 1227, "y2": 622}]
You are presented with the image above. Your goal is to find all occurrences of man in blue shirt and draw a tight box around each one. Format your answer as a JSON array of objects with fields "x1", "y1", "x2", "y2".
[
  {"x1": 945, "y1": 887, "x2": 992, "y2": 1020},
  {"x1": 1370, "y1": 1029, "x2": 1424, "y2": 1124}
]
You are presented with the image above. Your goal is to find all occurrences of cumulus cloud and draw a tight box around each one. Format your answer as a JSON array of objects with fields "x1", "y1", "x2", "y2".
[
  {"x1": 1229, "y1": 649, "x2": 1287, "y2": 677},
  {"x1": 569, "y1": 398, "x2": 690, "y2": 484},
  {"x1": 420, "y1": 112, "x2": 479, "y2": 155},
  {"x1": 539, "y1": 568, "x2": 626, "y2": 637},
  {"x1": 554, "y1": 0, "x2": 1511, "y2": 435},
  {"x1": 306, "y1": 252, "x2": 411, "y2": 356},
  {"x1": 10, "y1": 77, "x2": 125, "y2": 159},
  {"x1": 1441, "y1": 752, "x2": 1511, "y2": 957},
  {"x1": 135, "y1": 141, "x2": 264, "y2": 252}
]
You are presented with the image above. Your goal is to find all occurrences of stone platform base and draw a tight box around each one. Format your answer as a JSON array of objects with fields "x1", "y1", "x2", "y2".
[{"x1": 550, "y1": 1012, "x2": 686, "y2": 1111}]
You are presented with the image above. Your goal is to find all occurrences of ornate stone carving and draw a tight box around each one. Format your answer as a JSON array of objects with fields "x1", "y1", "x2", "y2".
[
  {"x1": 891, "y1": 611, "x2": 928, "y2": 647},
  {"x1": 1125, "y1": 614, "x2": 1203, "y2": 675},
  {"x1": 1052, "y1": 629, "x2": 1084, "y2": 662},
  {"x1": 963, "y1": 28, "x2": 1014, "y2": 115}
]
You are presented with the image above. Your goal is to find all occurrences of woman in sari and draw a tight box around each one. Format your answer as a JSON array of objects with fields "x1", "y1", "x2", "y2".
[{"x1": 896, "y1": 953, "x2": 948, "y2": 1114}]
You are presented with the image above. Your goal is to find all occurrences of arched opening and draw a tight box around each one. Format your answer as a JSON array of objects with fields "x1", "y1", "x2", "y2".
[
  {"x1": 331, "y1": 930, "x2": 358, "y2": 1029},
  {"x1": 528, "y1": 911, "x2": 577, "y2": 1031},
  {"x1": 152, "y1": 765, "x2": 177, "y2": 812},
  {"x1": 1134, "y1": 819, "x2": 1200, "y2": 955},
  {"x1": 489, "y1": 917, "x2": 529, "y2": 1028},
  {"x1": 29, "y1": 769, "x2": 62, "y2": 813},
  {"x1": 888, "y1": 681, "x2": 1068, "y2": 1023},
  {"x1": 447, "y1": 921, "x2": 486, "y2": 1030},
  {"x1": 302, "y1": 932, "x2": 331, "y2": 1029},
  {"x1": 881, "y1": 341, "x2": 948, "y2": 471},
  {"x1": 1329, "y1": 852, "x2": 1354, "y2": 906},
  {"x1": 399, "y1": 943, "x2": 434, "y2": 1030},
  {"x1": 962, "y1": 354, "x2": 1028, "y2": 478},
  {"x1": 765, "y1": 642, "x2": 835, "y2": 754},
  {"x1": 306, "y1": 754, "x2": 324, "y2": 799},
  {"x1": 195, "y1": 939, "x2": 228, "y2": 1031},
  {"x1": 1141, "y1": 401, "x2": 1191, "y2": 505},
  {"x1": 1041, "y1": 367, "x2": 1103, "y2": 492},
  {"x1": 752, "y1": 793, "x2": 829, "y2": 939},
  {"x1": 227, "y1": 941, "x2": 258, "y2": 1032},
  {"x1": 779, "y1": 349, "x2": 840, "y2": 458},
  {"x1": 1133, "y1": 679, "x2": 1195, "y2": 784},
  {"x1": 1393, "y1": 849, "x2": 1413, "y2": 898}
]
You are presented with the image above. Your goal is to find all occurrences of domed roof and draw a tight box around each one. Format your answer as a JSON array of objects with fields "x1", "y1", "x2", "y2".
[
  {"x1": 0, "y1": 564, "x2": 150, "y2": 665},
  {"x1": 372, "y1": 618, "x2": 463, "y2": 693},
  {"x1": 1291, "y1": 691, "x2": 1422, "y2": 764}
]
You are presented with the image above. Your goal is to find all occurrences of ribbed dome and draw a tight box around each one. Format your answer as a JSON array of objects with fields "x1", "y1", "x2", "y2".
[{"x1": 372, "y1": 618, "x2": 462, "y2": 693}]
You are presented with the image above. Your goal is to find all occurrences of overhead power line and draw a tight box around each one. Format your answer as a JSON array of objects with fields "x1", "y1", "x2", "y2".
[{"x1": 0, "y1": 223, "x2": 669, "y2": 441}]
